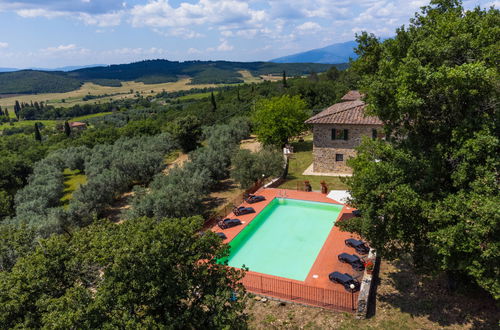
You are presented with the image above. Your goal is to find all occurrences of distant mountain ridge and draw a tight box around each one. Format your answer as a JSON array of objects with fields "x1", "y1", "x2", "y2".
[
  {"x1": 0, "y1": 64, "x2": 106, "y2": 73},
  {"x1": 0, "y1": 67, "x2": 18, "y2": 73},
  {"x1": 271, "y1": 41, "x2": 358, "y2": 64},
  {"x1": 0, "y1": 59, "x2": 344, "y2": 94}
]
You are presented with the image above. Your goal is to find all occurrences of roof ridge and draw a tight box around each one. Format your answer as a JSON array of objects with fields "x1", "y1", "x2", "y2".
[{"x1": 307, "y1": 100, "x2": 364, "y2": 122}]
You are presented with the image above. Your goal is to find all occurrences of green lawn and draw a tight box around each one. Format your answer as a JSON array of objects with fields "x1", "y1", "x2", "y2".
[
  {"x1": 175, "y1": 92, "x2": 211, "y2": 101},
  {"x1": 61, "y1": 169, "x2": 87, "y2": 205},
  {"x1": 279, "y1": 135, "x2": 348, "y2": 191},
  {"x1": 0, "y1": 112, "x2": 112, "y2": 131},
  {"x1": 71, "y1": 112, "x2": 112, "y2": 121},
  {"x1": 0, "y1": 119, "x2": 57, "y2": 130}
]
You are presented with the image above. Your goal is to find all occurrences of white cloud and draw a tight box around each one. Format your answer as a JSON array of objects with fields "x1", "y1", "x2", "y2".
[
  {"x1": 102, "y1": 47, "x2": 168, "y2": 56},
  {"x1": 0, "y1": 42, "x2": 8, "y2": 48},
  {"x1": 4, "y1": 1, "x2": 124, "y2": 26},
  {"x1": 40, "y1": 44, "x2": 90, "y2": 56},
  {"x1": 296, "y1": 21, "x2": 321, "y2": 34},
  {"x1": 188, "y1": 47, "x2": 202, "y2": 54},
  {"x1": 154, "y1": 28, "x2": 204, "y2": 39},
  {"x1": 217, "y1": 39, "x2": 233, "y2": 51},
  {"x1": 130, "y1": 0, "x2": 267, "y2": 29},
  {"x1": 16, "y1": 8, "x2": 66, "y2": 18},
  {"x1": 79, "y1": 11, "x2": 123, "y2": 27},
  {"x1": 41, "y1": 44, "x2": 77, "y2": 53}
]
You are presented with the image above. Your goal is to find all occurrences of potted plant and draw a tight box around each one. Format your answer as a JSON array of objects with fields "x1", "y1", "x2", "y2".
[{"x1": 365, "y1": 260, "x2": 374, "y2": 274}]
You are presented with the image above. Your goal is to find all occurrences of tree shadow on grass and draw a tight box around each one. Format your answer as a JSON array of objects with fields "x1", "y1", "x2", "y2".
[
  {"x1": 202, "y1": 179, "x2": 242, "y2": 216},
  {"x1": 291, "y1": 140, "x2": 312, "y2": 153},
  {"x1": 378, "y1": 258, "x2": 499, "y2": 329}
]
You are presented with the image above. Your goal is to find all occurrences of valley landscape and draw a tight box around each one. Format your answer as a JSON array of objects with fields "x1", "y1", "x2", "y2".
[{"x1": 0, "y1": 1, "x2": 498, "y2": 329}]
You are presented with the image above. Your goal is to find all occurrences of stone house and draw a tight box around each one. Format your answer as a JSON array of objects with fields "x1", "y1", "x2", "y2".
[{"x1": 305, "y1": 91, "x2": 383, "y2": 175}]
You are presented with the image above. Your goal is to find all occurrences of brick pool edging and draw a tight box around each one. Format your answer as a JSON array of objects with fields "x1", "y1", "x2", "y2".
[{"x1": 214, "y1": 188, "x2": 376, "y2": 314}]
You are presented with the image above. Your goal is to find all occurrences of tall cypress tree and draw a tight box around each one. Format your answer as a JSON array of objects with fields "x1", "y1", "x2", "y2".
[
  {"x1": 64, "y1": 121, "x2": 71, "y2": 137},
  {"x1": 34, "y1": 123, "x2": 42, "y2": 142},
  {"x1": 14, "y1": 101, "x2": 21, "y2": 119},
  {"x1": 4, "y1": 108, "x2": 9, "y2": 119},
  {"x1": 282, "y1": 71, "x2": 288, "y2": 88},
  {"x1": 210, "y1": 92, "x2": 217, "y2": 112}
]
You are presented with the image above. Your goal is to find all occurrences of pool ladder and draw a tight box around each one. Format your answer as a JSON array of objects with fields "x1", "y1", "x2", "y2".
[{"x1": 278, "y1": 190, "x2": 288, "y2": 200}]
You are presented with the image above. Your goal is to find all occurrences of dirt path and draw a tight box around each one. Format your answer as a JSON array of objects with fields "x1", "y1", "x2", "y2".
[
  {"x1": 163, "y1": 152, "x2": 189, "y2": 174},
  {"x1": 105, "y1": 191, "x2": 135, "y2": 224},
  {"x1": 240, "y1": 136, "x2": 262, "y2": 152},
  {"x1": 106, "y1": 152, "x2": 189, "y2": 222}
]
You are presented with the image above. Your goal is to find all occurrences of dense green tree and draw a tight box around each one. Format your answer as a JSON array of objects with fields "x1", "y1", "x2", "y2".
[
  {"x1": 0, "y1": 216, "x2": 247, "y2": 328},
  {"x1": 252, "y1": 95, "x2": 310, "y2": 147},
  {"x1": 338, "y1": 0, "x2": 500, "y2": 299},
  {"x1": 64, "y1": 121, "x2": 71, "y2": 137},
  {"x1": 0, "y1": 224, "x2": 36, "y2": 272},
  {"x1": 0, "y1": 190, "x2": 13, "y2": 219},
  {"x1": 13, "y1": 101, "x2": 20, "y2": 120},
  {"x1": 166, "y1": 115, "x2": 202, "y2": 152},
  {"x1": 282, "y1": 71, "x2": 287, "y2": 88},
  {"x1": 210, "y1": 91, "x2": 217, "y2": 112},
  {"x1": 34, "y1": 123, "x2": 42, "y2": 142},
  {"x1": 231, "y1": 148, "x2": 284, "y2": 188},
  {"x1": 119, "y1": 118, "x2": 161, "y2": 137}
]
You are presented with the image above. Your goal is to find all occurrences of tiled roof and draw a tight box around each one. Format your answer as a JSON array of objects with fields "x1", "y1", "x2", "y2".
[
  {"x1": 341, "y1": 90, "x2": 364, "y2": 101},
  {"x1": 69, "y1": 121, "x2": 86, "y2": 127},
  {"x1": 305, "y1": 99, "x2": 383, "y2": 125}
]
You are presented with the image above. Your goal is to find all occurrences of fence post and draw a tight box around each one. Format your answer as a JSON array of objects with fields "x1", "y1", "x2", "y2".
[{"x1": 289, "y1": 281, "x2": 293, "y2": 300}]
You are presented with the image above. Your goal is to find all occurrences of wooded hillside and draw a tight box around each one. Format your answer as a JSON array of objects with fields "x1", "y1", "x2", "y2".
[{"x1": 0, "y1": 60, "x2": 344, "y2": 94}]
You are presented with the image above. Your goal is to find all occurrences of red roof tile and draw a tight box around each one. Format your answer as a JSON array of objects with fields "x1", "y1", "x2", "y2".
[
  {"x1": 341, "y1": 90, "x2": 364, "y2": 101},
  {"x1": 305, "y1": 99, "x2": 382, "y2": 125},
  {"x1": 69, "y1": 122, "x2": 86, "y2": 127}
]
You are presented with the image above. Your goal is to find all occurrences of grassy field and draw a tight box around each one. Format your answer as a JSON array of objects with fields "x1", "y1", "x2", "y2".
[
  {"x1": 0, "y1": 71, "x2": 262, "y2": 110},
  {"x1": 0, "y1": 79, "x2": 217, "y2": 109},
  {"x1": 175, "y1": 92, "x2": 212, "y2": 101},
  {"x1": 71, "y1": 112, "x2": 113, "y2": 121},
  {"x1": 0, "y1": 119, "x2": 57, "y2": 130},
  {"x1": 279, "y1": 135, "x2": 348, "y2": 191},
  {"x1": 61, "y1": 169, "x2": 87, "y2": 205},
  {"x1": 238, "y1": 70, "x2": 262, "y2": 84},
  {"x1": 0, "y1": 112, "x2": 112, "y2": 131}
]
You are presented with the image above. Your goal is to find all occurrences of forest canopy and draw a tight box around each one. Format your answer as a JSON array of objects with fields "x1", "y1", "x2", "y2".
[{"x1": 338, "y1": 0, "x2": 500, "y2": 299}]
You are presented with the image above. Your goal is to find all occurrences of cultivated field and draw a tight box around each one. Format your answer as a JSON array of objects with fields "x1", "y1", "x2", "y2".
[{"x1": 0, "y1": 73, "x2": 260, "y2": 110}]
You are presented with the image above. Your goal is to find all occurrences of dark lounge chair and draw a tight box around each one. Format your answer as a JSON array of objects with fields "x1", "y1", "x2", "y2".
[
  {"x1": 328, "y1": 271, "x2": 360, "y2": 291},
  {"x1": 244, "y1": 194, "x2": 265, "y2": 204},
  {"x1": 217, "y1": 218, "x2": 242, "y2": 229},
  {"x1": 338, "y1": 253, "x2": 365, "y2": 271},
  {"x1": 233, "y1": 206, "x2": 255, "y2": 216},
  {"x1": 345, "y1": 238, "x2": 370, "y2": 255}
]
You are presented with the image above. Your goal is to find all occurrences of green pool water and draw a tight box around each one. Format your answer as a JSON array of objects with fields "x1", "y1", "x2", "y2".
[{"x1": 225, "y1": 198, "x2": 343, "y2": 281}]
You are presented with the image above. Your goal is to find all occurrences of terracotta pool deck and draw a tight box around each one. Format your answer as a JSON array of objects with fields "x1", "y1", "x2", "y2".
[{"x1": 211, "y1": 188, "x2": 364, "y2": 299}]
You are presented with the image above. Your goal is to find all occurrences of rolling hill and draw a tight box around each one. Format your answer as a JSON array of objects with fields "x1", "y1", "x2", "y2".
[
  {"x1": 271, "y1": 41, "x2": 358, "y2": 64},
  {"x1": 0, "y1": 59, "x2": 344, "y2": 94}
]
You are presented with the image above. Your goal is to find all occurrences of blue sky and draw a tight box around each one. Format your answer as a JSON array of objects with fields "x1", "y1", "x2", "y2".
[{"x1": 0, "y1": 0, "x2": 496, "y2": 68}]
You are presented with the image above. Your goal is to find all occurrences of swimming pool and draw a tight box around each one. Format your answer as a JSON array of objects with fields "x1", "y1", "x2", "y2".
[{"x1": 225, "y1": 198, "x2": 343, "y2": 281}]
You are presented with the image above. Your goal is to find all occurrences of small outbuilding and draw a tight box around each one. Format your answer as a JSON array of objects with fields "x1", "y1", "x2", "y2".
[{"x1": 68, "y1": 121, "x2": 87, "y2": 130}]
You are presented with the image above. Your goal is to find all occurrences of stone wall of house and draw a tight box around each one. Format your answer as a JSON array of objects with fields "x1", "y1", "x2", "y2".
[{"x1": 312, "y1": 123, "x2": 383, "y2": 174}]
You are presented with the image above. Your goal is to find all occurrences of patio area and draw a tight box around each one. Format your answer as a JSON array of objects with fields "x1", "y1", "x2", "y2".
[{"x1": 211, "y1": 188, "x2": 366, "y2": 311}]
